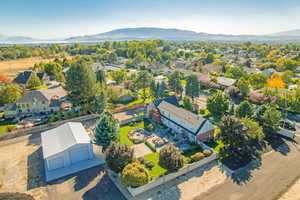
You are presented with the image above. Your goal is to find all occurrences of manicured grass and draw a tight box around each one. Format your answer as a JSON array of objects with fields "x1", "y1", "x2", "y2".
[
  {"x1": 119, "y1": 120, "x2": 145, "y2": 146},
  {"x1": 29, "y1": 85, "x2": 48, "y2": 90},
  {"x1": 0, "y1": 124, "x2": 16, "y2": 135},
  {"x1": 199, "y1": 109, "x2": 210, "y2": 117},
  {"x1": 204, "y1": 139, "x2": 224, "y2": 152},
  {"x1": 143, "y1": 152, "x2": 167, "y2": 178},
  {"x1": 123, "y1": 99, "x2": 143, "y2": 107}
]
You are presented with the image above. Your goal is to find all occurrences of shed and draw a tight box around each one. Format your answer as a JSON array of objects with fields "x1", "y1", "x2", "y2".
[{"x1": 41, "y1": 122, "x2": 103, "y2": 182}]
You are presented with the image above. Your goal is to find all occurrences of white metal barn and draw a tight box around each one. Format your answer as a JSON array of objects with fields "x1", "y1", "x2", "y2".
[{"x1": 41, "y1": 122, "x2": 103, "y2": 182}]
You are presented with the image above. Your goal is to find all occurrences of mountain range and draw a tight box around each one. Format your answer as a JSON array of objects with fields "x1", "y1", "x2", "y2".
[{"x1": 2, "y1": 28, "x2": 300, "y2": 44}]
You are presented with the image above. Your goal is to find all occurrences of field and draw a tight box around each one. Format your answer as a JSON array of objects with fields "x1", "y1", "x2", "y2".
[{"x1": 0, "y1": 56, "x2": 72, "y2": 79}]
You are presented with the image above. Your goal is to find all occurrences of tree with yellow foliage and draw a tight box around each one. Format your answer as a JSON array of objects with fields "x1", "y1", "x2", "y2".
[{"x1": 267, "y1": 73, "x2": 285, "y2": 89}]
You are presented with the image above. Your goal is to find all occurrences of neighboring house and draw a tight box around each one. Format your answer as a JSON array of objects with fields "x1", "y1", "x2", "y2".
[
  {"x1": 203, "y1": 64, "x2": 222, "y2": 74},
  {"x1": 244, "y1": 67, "x2": 261, "y2": 74},
  {"x1": 13, "y1": 70, "x2": 49, "y2": 86},
  {"x1": 262, "y1": 68, "x2": 277, "y2": 77},
  {"x1": 216, "y1": 77, "x2": 236, "y2": 89},
  {"x1": 4, "y1": 86, "x2": 67, "y2": 118},
  {"x1": 147, "y1": 98, "x2": 215, "y2": 142},
  {"x1": 42, "y1": 122, "x2": 103, "y2": 182}
]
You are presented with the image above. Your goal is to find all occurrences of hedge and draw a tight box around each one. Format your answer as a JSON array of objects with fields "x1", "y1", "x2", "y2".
[{"x1": 145, "y1": 141, "x2": 157, "y2": 152}]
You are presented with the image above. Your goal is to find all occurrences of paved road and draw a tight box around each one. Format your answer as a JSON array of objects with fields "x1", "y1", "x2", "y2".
[{"x1": 195, "y1": 138, "x2": 300, "y2": 200}]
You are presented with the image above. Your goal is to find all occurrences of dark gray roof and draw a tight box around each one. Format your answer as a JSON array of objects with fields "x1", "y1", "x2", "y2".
[
  {"x1": 13, "y1": 70, "x2": 46, "y2": 84},
  {"x1": 41, "y1": 122, "x2": 91, "y2": 158},
  {"x1": 157, "y1": 101, "x2": 207, "y2": 135}
]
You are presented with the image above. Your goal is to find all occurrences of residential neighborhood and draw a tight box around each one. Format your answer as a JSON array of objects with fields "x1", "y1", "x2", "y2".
[{"x1": 0, "y1": 1, "x2": 300, "y2": 200}]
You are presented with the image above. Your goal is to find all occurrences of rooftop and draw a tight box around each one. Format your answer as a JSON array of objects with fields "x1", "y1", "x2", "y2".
[
  {"x1": 158, "y1": 101, "x2": 206, "y2": 133},
  {"x1": 41, "y1": 122, "x2": 91, "y2": 158}
]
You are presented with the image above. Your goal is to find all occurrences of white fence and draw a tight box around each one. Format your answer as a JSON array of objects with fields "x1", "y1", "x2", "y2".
[{"x1": 127, "y1": 153, "x2": 218, "y2": 197}]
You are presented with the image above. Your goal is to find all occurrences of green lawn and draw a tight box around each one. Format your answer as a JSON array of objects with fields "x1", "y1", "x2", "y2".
[
  {"x1": 123, "y1": 99, "x2": 144, "y2": 107},
  {"x1": 30, "y1": 85, "x2": 48, "y2": 90},
  {"x1": 0, "y1": 124, "x2": 16, "y2": 135},
  {"x1": 204, "y1": 139, "x2": 224, "y2": 152},
  {"x1": 143, "y1": 152, "x2": 167, "y2": 178},
  {"x1": 119, "y1": 120, "x2": 146, "y2": 146}
]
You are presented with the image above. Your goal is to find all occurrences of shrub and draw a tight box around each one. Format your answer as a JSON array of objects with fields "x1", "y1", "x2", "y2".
[
  {"x1": 145, "y1": 141, "x2": 157, "y2": 152},
  {"x1": 137, "y1": 157, "x2": 154, "y2": 169},
  {"x1": 121, "y1": 162, "x2": 151, "y2": 187},
  {"x1": 105, "y1": 142, "x2": 134, "y2": 173},
  {"x1": 191, "y1": 152, "x2": 205, "y2": 162},
  {"x1": 159, "y1": 144, "x2": 184, "y2": 171},
  {"x1": 0, "y1": 193, "x2": 35, "y2": 200},
  {"x1": 203, "y1": 149, "x2": 212, "y2": 157}
]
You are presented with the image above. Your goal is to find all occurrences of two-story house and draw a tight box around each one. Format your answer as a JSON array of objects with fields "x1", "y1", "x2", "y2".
[
  {"x1": 4, "y1": 86, "x2": 67, "y2": 118},
  {"x1": 147, "y1": 97, "x2": 215, "y2": 142}
]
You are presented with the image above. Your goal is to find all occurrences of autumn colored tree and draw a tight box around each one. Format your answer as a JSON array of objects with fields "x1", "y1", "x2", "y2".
[
  {"x1": 0, "y1": 74, "x2": 11, "y2": 84},
  {"x1": 267, "y1": 73, "x2": 285, "y2": 89}
]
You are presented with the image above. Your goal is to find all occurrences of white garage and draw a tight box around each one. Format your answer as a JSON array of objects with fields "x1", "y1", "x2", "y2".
[{"x1": 41, "y1": 122, "x2": 104, "y2": 182}]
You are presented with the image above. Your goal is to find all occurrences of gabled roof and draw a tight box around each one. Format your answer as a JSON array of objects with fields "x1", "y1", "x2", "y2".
[
  {"x1": 41, "y1": 122, "x2": 91, "y2": 158},
  {"x1": 153, "y1": 96, "x2": 179, "y2": 107},
  {"x1": 16, "y1": 86, "x2": 67, "y2": 104},
  {"x1": 13, "y1": 71, "x2": 46, "y2": 84},
  {"x1": 157, "y1": 101, "x2": 210, "y2": 135}
]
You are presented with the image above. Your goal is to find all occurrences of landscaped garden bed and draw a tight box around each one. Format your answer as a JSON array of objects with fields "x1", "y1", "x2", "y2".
[{"x1": 119, "y1": 119, "x2": 151, "y2": 146}]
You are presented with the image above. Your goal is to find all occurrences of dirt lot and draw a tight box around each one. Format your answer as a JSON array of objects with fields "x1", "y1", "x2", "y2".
[
  {"x1": 0, "y1": 57, "x2": 53, "y2": 78},
  {"x1": 0, "y1": 134, "x2": 125, "y2": 200},
  {"x1": 0, "y1": 56, "x2": 73, "y2": 79}
]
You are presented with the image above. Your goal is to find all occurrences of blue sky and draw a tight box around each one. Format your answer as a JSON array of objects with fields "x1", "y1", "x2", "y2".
[{"x1": 1, "y1": 0, "x2": 300, "y2": 38}]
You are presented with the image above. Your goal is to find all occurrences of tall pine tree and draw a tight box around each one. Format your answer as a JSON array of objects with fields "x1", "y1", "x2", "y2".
[{"x1": 94, "y1": 111, "x2": 119, "y2": 151}]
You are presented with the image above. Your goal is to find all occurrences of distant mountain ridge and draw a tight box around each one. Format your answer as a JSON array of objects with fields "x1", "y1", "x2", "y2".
[
  {"x1": 268, "y1": 29, "x2": 300, "y2": 36},
  {"x1": 0, "y1": 35, "x2": 37, "y2": 43},
  {"x1": 66, "y1": 27, "x2": 300, "y2": 43},
  {"x1": 2, "y1": 27, "x2": 300, "y2": 44}
]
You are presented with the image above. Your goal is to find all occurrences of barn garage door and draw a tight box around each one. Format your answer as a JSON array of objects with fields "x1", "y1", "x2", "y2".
[
  {"x1": 69, "y1": 146, "x2": 89, "y2": 164},
  {"x1": 48, "y1": 157, "x2": 64, "y2": 171}
]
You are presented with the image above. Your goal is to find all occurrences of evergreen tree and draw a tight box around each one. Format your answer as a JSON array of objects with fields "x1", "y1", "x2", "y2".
[
  {"x1": 236, "y1": 100, "x2": 253, "y2": 118},
  {"x1": 158, "y1": 81, "x2": 167, "y2": 98},
  {"x1": 27, "y1": 72, "x2": 42, "y2": 88},
  {"x1": 237, "y1": 77, "x2": 250, "y2": 97},
  {"x1": 96, "y1": 90, "x2": 107, "y2": 114},
  {"x1": 261, "y1": 106, "x2": 281, "y2": 135},
  {"x1": 183, "y1": 96, "x2": 193, "y2": 111},
  {"x1": 168, "y1": 71, "x2": 183, "y2": 96},
  {"x1": 65, "y1": 61, "x2": 98, "y2": 109},
  {"x1": 185, "y1": 75, "x2": 200, "y2": 101},
  {"x1": 134, "y1": 71, "x2": 152, "y2": 102},
  {"x1": 94, "y1": 111, "x2": 119, "y2": 150},
  {"x1": 207, "y1": 91, "x2": 229, "y2": 120},
  {"x1": 96, "y1": 70, "x2": 106, "y2": 83}
]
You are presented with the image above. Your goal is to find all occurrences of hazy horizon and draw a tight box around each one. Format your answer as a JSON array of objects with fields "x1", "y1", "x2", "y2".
[{"x1": 1, "y1": 0, "x2": 300, "y2": 39}]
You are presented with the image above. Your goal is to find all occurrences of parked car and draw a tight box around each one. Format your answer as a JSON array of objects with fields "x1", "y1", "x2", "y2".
[{"x1": 280, "y1": 119, "x2": 296, "y2": 131}]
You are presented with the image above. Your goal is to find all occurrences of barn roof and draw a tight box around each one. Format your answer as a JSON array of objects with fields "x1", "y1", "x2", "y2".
[{"x1": 41, "y1": 122, "x2": 91, "y2": 159}]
